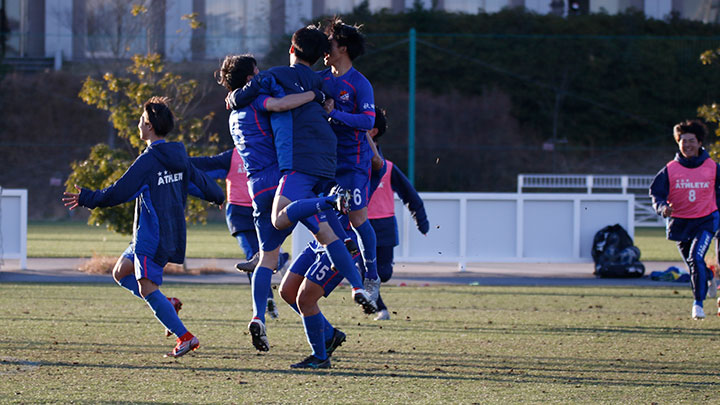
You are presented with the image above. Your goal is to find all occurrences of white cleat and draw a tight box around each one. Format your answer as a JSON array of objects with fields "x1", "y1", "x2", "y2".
[
  {"x1": 692, "y1": 304, "x2": 705, "y2": 320},
  {"x1": 374, "y1": 309, "x2": 390, "y2": 321},
  {"x1": 352, "y1": 288, "x2": 377, "y2": 314},
  {"x1": 364, "y1": 277, "x2": 381, "y2": 303}
]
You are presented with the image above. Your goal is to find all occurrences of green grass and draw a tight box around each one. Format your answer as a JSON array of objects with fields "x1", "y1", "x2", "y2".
[
  {"x1": 29, "y1": 222, "x2": 683, "y2": 262},
  {"x1": 27, "y1": 220, "x2": 290, "y2": 259},
  {"x1": 1, "y1": 283, "x2": 719, "y2": 403}
]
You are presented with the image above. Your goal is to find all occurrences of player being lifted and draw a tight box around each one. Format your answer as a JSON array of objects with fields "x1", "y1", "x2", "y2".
[
  {"x1": 319, "y1": 18, "x2": 381, "y2": 301},
  {"x1": 226, "y1": 26, "x2": 376, "y2": 318}
]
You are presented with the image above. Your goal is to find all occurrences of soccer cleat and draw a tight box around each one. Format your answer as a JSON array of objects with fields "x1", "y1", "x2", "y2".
[
  {"x1": 709, "y1": 276, "x2": 718, "y2": 299},
  {"x1": 692, "y1": 304, "x2": 705, "y2": 320},
  {"x1": 267, "y1": 298, "x2": 279, "y2": 319},
  {"x1": 235, "y1": 252, "x2": 259, "y2": 273},
  {"x1": 165, "y1": 335, "x2": 199, "y2": 358},
  {"x1": 248, "y1": 318, "x2": 270, "y2": 352},
  {"x1": 330, "y1": 185, "x2": 351, "y2": 216},
  {"x1": 717, "y1": 297, "x2": 720, "y2": 317},
  {"x1": 290, "y1": 355, "x2": 331, "y2": 369},
  {"x1": 364, "y1": 277, "x2": 381, "y2": 303},
  {"x1": 374, "y1": 309, "x2": 391, "y2": 321},
  {"x1": 325, "y1": 328, "x2": 346, "y2": 356},
  {"x1": 344, "y1": 238, "x2": 360, "y2": 256},
  {"x1": 352, "y1": 288, "x2": 377, "y2": 314},
  {"x1": 165, "y1": 297, "x2": 183, "y2": 338}
]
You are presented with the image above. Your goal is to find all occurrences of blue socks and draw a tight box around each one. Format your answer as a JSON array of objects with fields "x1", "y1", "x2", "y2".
[
  {"x1": 144, "y1": 290, "x2": 187, "y2": 338},
  {"x1": 326, "y1": 239, "x2": 363, "y2": 289},
  {"x1": 288, "y1": 303, "x2": 335, "y2": 338},
  {"x1": 302, "y1": 313, "x2": 327, "y2": 360},
  {"x1": 354, "y1": 220, "x2": 378, "y2": 280},
  {"x1": 286, "y1": 197, "x2": 334, "y2": 224},
  {"x1": 252, "y1": 266, "x2": 274, "y2": 323},
  {"x1": 117, "y1": 275, "x2": 142, "y2": 299}
]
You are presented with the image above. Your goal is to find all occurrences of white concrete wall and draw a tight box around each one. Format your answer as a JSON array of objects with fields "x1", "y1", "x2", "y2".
[
  {"x1": 291, "y1": 192, "x2": 634, "y2": 269},
  {"x1": 0, "y1": 189, "x2": 28, "y2": 269}
]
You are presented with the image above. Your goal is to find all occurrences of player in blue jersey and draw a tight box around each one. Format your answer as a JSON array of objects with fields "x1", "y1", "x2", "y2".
[
  {"x1": 62, "y1": 97, "x2": 225, "y2": 358},
  {"x1": 319, "y1": 18, "x2": 381, "y2": 303},
  {"x1": 226, "y1": 26, "x2": 376, "y2": 317},
  {"x1": 216, "y1": 53, "x2": 339, "y2": 351}
]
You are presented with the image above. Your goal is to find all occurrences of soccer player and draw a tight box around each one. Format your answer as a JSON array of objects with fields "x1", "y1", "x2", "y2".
[
  {"x1": 278, "y1": 214, "x2": 359, "y2": 369},
  {"x1": 216, "y1": 53, "x2": 333, "y2": 351},
  {"x1": 366, "y1": 108, "x2": 429, "y2": 321},
  {"x1": 62, "y1": 97, "x2": 225, "y2": 357},
  {"x1": 319, "y1": 18, "x2": 381, "y2": 302},
  {"x1": 649, "y1": 119, "x2": 720, "y2": 319},
  {"x1": 189, "y1": 148, "x2": 290, "y2": 319},
  {"x1": 226, "y1": 26, "x2": 376, "y2": 317}
]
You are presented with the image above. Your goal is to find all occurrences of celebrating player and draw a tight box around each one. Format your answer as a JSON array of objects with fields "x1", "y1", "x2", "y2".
[{"x1": 62, "y1": 97, "x2": 225, "y2": 357}]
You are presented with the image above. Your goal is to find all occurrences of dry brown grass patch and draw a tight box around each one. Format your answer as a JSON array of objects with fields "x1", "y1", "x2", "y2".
[{"x1": 77, "y1": 255, "x2": 229, "y2": 275}]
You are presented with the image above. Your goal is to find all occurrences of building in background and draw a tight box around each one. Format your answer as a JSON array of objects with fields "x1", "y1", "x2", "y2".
[{"x1": 1, "y1": 0, "x2": 717, "y2": 63}]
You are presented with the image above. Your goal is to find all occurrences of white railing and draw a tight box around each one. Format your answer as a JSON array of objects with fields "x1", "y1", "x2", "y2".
[
  {"x1": 518, "y1": 174, "x2": 662, "y2": 227},
  {"x1": 291, "y1": 192, "x2": 634, "y2": 270}
]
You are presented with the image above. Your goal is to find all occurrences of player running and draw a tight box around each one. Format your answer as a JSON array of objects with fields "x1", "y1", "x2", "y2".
[{"x1": 62, "y1": 97, "x2": 225, "y2": 357}]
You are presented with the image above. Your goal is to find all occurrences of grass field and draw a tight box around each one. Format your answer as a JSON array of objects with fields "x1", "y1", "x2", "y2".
[
  {"x1": 2, "y1": 282, "x2": 719, "y2": 403},
  {"x1": 27, "y1": 221, "x2": 290, "y2": 259},
  {"x1": 29, "y1": 221, "x2": 689, "y2": 262}
]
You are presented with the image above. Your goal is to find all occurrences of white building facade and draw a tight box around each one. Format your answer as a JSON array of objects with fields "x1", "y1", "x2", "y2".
[{"x1": 2, "y1": 0, "x2": 714, "y2": 62}]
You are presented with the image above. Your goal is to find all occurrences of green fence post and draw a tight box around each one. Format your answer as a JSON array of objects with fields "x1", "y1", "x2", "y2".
[{"x1": 408, "y1": 27, "x2": 416, "y2": 186}]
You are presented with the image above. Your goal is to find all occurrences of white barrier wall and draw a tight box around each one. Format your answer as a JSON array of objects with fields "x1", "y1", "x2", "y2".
[
  {"x1": 291, "y1": 192, "x2": 634, "y2": 270},
  {"x1": 0, "y1": 188, "x2": 28, "y2": 269}
]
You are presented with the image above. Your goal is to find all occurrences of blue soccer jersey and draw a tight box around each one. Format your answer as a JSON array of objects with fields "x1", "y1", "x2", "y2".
[
  {"x1": 319, "y1": 67, "x2": 376, "y2": 170},
  {"x1": 229, "y1": 94, "x2": 278, "y2": 178}
]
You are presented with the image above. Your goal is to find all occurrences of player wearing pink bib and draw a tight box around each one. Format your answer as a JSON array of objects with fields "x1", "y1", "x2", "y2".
[
  {"x1": 366, "y1": 108, "x2": 428, "y2": 320},
  {"x1": 650, "y1": 119, "x2": 720, "y2": 319}
]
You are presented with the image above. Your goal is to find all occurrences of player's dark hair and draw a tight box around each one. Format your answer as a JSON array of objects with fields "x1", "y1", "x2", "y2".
[
  {"x1": 325, "y1": 17, "x2": 365, "y2": 61},
  {"x1": 291, "y1": 25, "x2": 330, "y2": 65},
  {"x1": 144, "y1": 96, "x2": 174, "y2": 136},
  {"x1": 373, "y1": 107, "x2": 387, "y2": 140},
  {"x1": 215, "y1": 54, "x2": 257, "y2": 91},
  {"x1": 673, "y1": 119, "x2": 708, "y2": 144}
]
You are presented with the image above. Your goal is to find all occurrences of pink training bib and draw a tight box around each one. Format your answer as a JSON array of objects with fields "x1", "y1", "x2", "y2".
[
  {"x1": 226, "y1": 148, "x2": 252, "y2": 207},
  {"x1": 368, "y1": 160, "x2": 395, "y2": 220},
  {"x1": 667, "y1": 158, "x2": 717, "y2": 219}
]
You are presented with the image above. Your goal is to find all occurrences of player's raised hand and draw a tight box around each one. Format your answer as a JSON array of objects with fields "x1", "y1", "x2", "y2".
[{"x1": 62, "y1": 184, "x2": 82, "y2": 210}]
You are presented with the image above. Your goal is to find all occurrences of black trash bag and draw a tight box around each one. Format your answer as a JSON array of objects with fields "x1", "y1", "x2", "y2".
[{"x1": 592, "y1": 224, "x2": 645, "y2": 278}]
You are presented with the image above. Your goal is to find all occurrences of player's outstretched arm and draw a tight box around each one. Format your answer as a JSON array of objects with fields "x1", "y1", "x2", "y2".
[
  {"x1": 70, "y1": 158, "x2": 149, "y2": 210},
  {"x1": 188, "y1": 162, "x2": 225, "y2": 206},
  {"x1": 390, "y1": 165, "x2": 429, "y2": 234}
]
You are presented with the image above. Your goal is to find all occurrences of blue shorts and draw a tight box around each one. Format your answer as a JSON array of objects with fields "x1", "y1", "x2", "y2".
[
  {"x1": 336, "y1": 165, "x2": 372, "y2": 211},
  {"x1": 122, "y1": 244, "x2": 164, "y2": 286},
  {"x1": 289, "y1": 244, "x2": 343, "y2": 297},
  {"x1": 249, "y1": 165, "x2": 294, "y2": 251},
  {"x1": 277, "y1": 171, "x2": 333, "y2": 234},
  {"x1": 289, "y1": 241, "x2": 363, "y2": 297}
]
